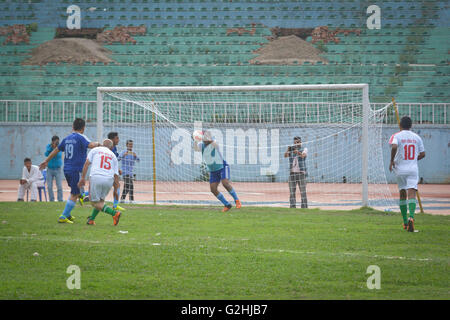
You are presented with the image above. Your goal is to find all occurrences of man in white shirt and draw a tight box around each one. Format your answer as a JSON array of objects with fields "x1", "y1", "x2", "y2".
[
  {"x1": 389, "y1": 116, "x2": 426, "y2": 232},
  {"x1": 18, "y1": 158, "x2": 44, "y2": 201},
  {"x1": 78, "y1": 139, "x2": 121, "y2": 226}
]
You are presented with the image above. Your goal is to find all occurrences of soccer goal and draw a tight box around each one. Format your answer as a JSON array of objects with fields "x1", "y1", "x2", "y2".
[{"x1": 97, "y1": 84, "x2": 395, "y2": 210}]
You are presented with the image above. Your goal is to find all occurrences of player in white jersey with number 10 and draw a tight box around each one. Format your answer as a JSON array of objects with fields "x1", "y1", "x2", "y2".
[
  {"x1": 389, "y1": 116, "x2": 426, "y2": 232},
  {"x1": 78, "y1": 139, "x2": 122, "y2": 226}
]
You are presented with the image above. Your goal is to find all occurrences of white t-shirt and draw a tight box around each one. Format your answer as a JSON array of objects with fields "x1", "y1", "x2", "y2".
[
  {"x1": 389, "y1": 130, "x2": 425, "y2": 175},
  {"x1": 291, "y1": 148, "x2": 308, "y2": 173},
  {"x1": 22, "y1": 165, "x2": 44, "y2": 184},
  {"x1": 88, "y1": 146, "x2": 119, "y2": 178}
]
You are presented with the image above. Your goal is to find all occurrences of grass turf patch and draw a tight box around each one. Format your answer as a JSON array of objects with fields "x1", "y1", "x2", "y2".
[{"x1": 0, "y1": 202, "x2": 448, "y2": 299}]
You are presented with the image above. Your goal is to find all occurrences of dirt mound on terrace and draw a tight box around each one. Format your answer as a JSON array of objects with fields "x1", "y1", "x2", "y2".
[
  {"x1": 22, "y1": 37, "x2": 114, "y2": 65},
  {"x1": 250, "y1": 35, "x2": 328, "y2": 65}
]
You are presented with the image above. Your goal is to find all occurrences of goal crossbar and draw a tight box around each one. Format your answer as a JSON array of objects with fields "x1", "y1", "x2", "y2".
[{"x1": 98, "y1": 84, "x2": 369, "y2": 93}]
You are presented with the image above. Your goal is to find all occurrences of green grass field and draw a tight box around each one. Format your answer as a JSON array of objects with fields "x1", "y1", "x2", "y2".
[{"x1": 0, "y1": 202, "x2": 448, "y2": 300}]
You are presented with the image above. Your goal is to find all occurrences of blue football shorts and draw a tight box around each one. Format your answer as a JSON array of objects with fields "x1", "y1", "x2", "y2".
[
  {"x1": 64, "y1": 170, "x2": 82, "y2": 195},
  {"x1": 209, "y1": 163, "x2": 230, "y2": 183}
]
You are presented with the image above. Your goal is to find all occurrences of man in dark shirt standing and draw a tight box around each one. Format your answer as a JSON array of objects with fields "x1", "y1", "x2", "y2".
[{"x1": 284, "y1": 136, "x2": 308, "y2": 209}]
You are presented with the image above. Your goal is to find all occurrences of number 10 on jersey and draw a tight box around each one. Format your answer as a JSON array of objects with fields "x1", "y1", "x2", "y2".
[{"x1": 404, "y1": 144, "x2": 415, "y2": 160}]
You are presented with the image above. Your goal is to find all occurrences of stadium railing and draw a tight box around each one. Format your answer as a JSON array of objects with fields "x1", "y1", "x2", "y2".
[{"x1": 0, "y1": 100, "x2": 448, "y2": 125}]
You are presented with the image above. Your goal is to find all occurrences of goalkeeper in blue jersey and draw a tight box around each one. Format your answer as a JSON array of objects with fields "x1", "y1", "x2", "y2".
[{"x1": 193, "y1": 130, "x2": 241, "y2": 212}]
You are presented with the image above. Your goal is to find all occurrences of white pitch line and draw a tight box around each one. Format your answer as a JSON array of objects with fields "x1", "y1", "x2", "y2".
[
  {"x1": 216, "y1": 246, "x2": 433, "y2": 262},
  {"x1": 0, "y1": 235, "x2": 435, "y2": 262},
  {"x1": 251, "y1": 247, "x2": 432, "y2": 262},
  {"x1": 0, "y1": 235, "x2": 103, "y2": 244}
]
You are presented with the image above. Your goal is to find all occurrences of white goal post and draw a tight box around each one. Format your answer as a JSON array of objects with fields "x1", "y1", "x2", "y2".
[{"x1": 96, "y1": 84, "x2": 391, "y2": 210}]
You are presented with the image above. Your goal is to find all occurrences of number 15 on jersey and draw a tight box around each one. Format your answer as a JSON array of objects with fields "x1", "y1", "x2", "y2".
[{"x1": 100, "y1": 155, "x2": 112, "y2": 170}]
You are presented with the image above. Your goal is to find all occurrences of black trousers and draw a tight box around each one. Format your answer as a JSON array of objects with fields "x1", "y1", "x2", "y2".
[
  {"x1": 121, "y1": 175, "x2": 134, "y2": 201},
  {"x1": 289, "y1": 172, "x2": 308, "y2": 208}
]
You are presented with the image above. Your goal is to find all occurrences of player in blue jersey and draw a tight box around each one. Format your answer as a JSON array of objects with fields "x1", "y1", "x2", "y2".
[
  {"x1": 107, "y1": 132, "x2": 121, "y2": 208},
  {"x1": 193, "y1": 130, "x2": 241, "y2": 212},
  {"x1": 40, "y1": 118, "x2": 100, "y2": 223},
  {"x1": 107, "y1": 132, "x2": 120, "y2": 158}
]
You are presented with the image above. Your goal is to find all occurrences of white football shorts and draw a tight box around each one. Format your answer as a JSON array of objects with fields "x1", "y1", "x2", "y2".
[
  {"x1": 89, "y1": 175, "x2": 114, "y2": 202},
  {"x1": 395, "y1": 171, "x2": 419, "y2": 190}
]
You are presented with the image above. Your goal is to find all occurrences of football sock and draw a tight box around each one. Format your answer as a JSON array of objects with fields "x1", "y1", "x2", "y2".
[
  {"x1": 408, "y1": 199, "x2": 416, "y2": 220},
  {"x1": 102, "y1": 204, "x2": 116, "y2": 216},
  {"x1": 62, "y1": 199, "x2": 76, "y2": 218},
  {"x1": 228, "y1": 188, "x2": 239, "y2": 201},
  {"x1": 216, "y1": 192, "x2": 230, "y2": 206},
  {"x1": 90, "y1": 208, "x2": 100, "y2": 220},
  {"x1": 113, "y1": 187, "x2": 120, "y2": 208},
  {"x1": 399, "y1": 200, "x2": 408, "y2": 225}
]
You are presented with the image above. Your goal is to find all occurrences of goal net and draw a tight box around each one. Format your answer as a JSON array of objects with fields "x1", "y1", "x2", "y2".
[{"x1": 97, "y1": 84, "x2": 396, "y2": 211}]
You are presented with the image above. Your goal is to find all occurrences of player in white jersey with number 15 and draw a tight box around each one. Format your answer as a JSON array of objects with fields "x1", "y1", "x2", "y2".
[
  {"x1": 389, "y1": 116, "x2": 425, "y2": 232},
  {"x1": 78, "y1": 139, "x2": 122, "y2": 226}
]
